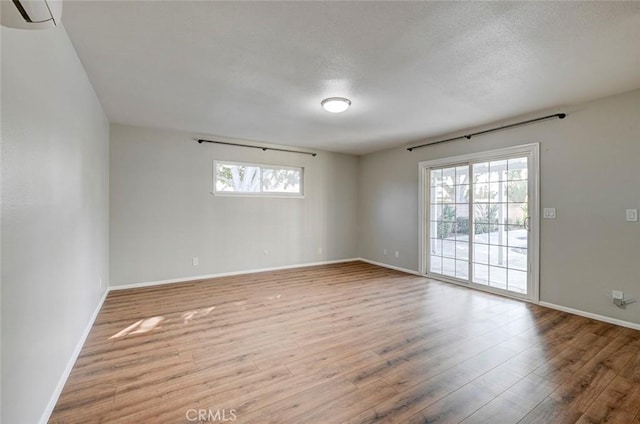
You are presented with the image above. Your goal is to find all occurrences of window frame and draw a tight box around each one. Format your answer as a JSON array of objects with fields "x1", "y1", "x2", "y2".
[{"x1": 212, "y1": 160, "x2": 305, "y2": 198}]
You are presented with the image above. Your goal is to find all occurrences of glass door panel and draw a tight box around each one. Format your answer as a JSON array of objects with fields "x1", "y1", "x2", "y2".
[
  {"x1": 471, "y1": 157, "x2": 528, "y2": 295},
  {"x1": 429, "y1": 165, "x2": 470, "y2": 280}
]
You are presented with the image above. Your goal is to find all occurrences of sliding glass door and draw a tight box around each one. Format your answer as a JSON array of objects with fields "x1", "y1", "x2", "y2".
[{"x1": 421, "y1": 145, "x2": 538, "y2": 300}]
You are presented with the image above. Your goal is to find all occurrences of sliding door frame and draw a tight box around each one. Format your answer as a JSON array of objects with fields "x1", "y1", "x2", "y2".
[{"x1": 418, "y1": 143, "x2": 540, "y2": 303}]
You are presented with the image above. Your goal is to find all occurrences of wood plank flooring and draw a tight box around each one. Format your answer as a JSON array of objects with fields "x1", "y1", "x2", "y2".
[{"x1": 49, "y1": 261, "x2": 640, "y2": 424}]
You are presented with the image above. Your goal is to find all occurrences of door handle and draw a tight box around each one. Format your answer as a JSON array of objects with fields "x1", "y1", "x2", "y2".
[{"x1": 524, "y1": 216, "x2": 531, "y2": 231}]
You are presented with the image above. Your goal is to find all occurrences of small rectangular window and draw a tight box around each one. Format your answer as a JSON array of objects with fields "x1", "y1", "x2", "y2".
[{"x1": 214, "y1": 161, "x2": 303, "y2": 196}]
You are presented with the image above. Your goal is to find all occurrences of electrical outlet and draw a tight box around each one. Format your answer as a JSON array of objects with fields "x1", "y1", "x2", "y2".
[
  {"x1": 394, "y1": 251, "x2": 399, "y2": 259},
  {"x1": 383, "y1": 249, "x2": 387, "y2": 256},
  {"x1": 318, "y1": 247, "x2": 323, "y2": 255},
  {"x1": 99, "y1": 277, "x2": 103, "y2": 289},
  {"x1": 543, "y1": 208, "x2": 557, "y2": 219},
  {"x1": 263, "y1": 249, "x2": 269, "y2": 256},
  {"x1": 612, "y1": 290, "x2": 631, "y2": 307},
  {"x1": 626, "y1": 209, "x2": 638, "y2": 222},
  {"x1": 192, "y1": 257, "x2": 199, "y2": 266}
]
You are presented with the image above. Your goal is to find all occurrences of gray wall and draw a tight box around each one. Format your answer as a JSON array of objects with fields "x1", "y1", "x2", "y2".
[
  {"x1": 1, "y1": 25, "x2": 110, "y2": 424},
  {"x1": 110, "y1": 124, "x2": 358, "y2": 286},
  {"x1": 358, "y1": 89, "x2": 640, "y2": 325}
]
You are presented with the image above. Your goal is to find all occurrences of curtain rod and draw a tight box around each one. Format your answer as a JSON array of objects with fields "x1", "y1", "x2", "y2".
[
  {"x1": 407, "y1": 113, "x2": 566, "y2": 152},
  {"x1": 197, "y1": 139, "x2": 317, "y2": 157}
]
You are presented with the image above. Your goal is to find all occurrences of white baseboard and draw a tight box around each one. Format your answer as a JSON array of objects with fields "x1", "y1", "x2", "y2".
[
  {"x1": 39, "y1": 288, "x2": 109, "y2": 424},
  {"x1": 357, "y1": 257, "x2": 423, "y2": 277},
  {"x1": 109, "y1": 258, "x2": 361, "y2": 291},
  {"x1": 539, "y1": 301, "x2": 640, "y2": 331}
]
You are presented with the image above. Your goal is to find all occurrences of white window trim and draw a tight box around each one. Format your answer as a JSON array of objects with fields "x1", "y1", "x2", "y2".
[
  {"x1": 212, "y1": 160, "x2": 305, "y2": 198},
  {"x1": 418, "y1": 143, "x2": 540, "y2": 303}
]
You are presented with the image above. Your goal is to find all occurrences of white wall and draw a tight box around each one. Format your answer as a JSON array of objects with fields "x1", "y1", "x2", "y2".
[
  {"x1": 358, "y1": 89, "x2": 640, "y2": 325},
  {"x1": 110, "y1": 124, "x2": 358, "y2": 286},
  {"x1": 1, "y1": 25, "x2": 110, "y2": 424}
]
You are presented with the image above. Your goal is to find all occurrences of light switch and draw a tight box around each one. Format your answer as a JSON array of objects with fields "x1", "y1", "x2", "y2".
[
  {"x1": 543, "y1": 208, "x2": 556, "y2": 219},
  {"x1": 626, "y1": 209, "x2": 638, "y2": 222}
]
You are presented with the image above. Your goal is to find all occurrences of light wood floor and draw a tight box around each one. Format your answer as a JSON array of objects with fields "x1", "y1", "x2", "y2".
[{"x1": 49, "y1": 261, "x2": 640, "y2": 424}]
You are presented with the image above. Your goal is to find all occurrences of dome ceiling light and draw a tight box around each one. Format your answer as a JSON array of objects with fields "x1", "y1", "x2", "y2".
[{"x1": 321, "y1": 97, "x2": 351, "y2": 113}]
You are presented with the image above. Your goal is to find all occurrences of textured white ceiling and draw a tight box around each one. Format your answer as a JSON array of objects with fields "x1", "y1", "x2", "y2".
[{"x1": 62, "y1": 1, "x2": 640, "y2": 155}]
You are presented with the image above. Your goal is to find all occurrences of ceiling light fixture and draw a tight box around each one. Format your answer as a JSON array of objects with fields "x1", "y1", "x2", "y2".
[{"x1": 321, "y1": 97, "x2": 351, "y2": 113}]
